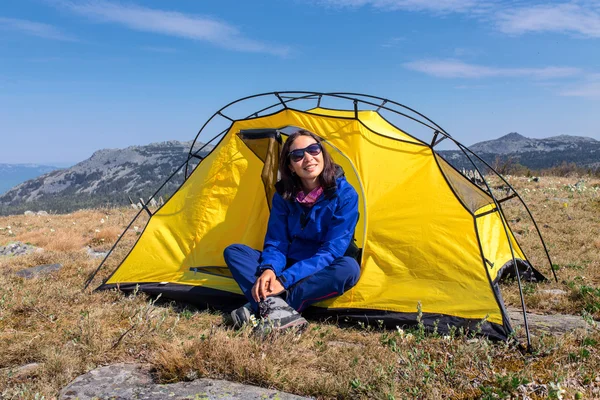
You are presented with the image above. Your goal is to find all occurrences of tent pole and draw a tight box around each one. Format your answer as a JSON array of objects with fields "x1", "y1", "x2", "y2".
[
  {"x1": 83, "y1": 207, "x2": 145, "y2": 290},
  {"x1": 455, "y1": 143, "x2": 532, "y2": 349},
  {"x1": 455, "y1": 145, "x2": 557, "y2": 283},
  {"x1": 375, "y1": 99, "x2": 388, "y2": 112}
]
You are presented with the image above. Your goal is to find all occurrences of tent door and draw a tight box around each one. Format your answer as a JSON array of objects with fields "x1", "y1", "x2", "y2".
[{"x1": 237, "y1": 129, "x2": 283, "y2": 210}]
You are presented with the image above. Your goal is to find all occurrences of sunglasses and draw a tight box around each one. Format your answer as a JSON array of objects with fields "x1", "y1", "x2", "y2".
[{"x1": 288, "y1": 142, "x2": 322, "y2": 163}]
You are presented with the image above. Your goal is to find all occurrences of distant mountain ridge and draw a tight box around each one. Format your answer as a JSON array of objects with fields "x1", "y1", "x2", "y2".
[
  {"x1": 0, "y1": 133, "x2": 598, "y2": 216},
  {"x1": 0, "y1": 140, "x2": 213, "y2": 215},
  {"x1": 438, "y1": 132, "x2": 600, "y2": 171},
  {"x1": 0, "y1": 164, "x2": 61, "y2": 195},
  {"x1": 468, "y1": 132, "x2": 599, "y2": 155}
]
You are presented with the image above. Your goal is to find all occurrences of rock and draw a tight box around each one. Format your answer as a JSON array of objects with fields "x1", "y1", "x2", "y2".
[
  {"x1": 0, "y1": 242, "x2": 37, "y2": 257},
  {"x1": 327, "y1": 340, "x2": 364, "y2": 348},
  {"x1": 149, "y1": 198, "x2": 158, "y2": 207},
  {"x1": 15, "y1": 263, "x2": 62, "y2": 279},
  {"x1": 59, "y1": 363, "x2": 311, "y2": 400},
  {"x1": 540, "y1": 289, "x2": 568, "y2": 296},
  {"x1": 37, "y1": 211, "x2": 49, "y2": 216},
  {"x1": 4, "y1": 363, "x2": 41, "y2": 381},
  {"x1": 507, "y1": 307, "x2": 597, "y2": 334},
  {"x1": 86, "y1": 247, "x2": 108, "y2": 259},
  {"x1": 24, "y1": 211, "x2": 35, "y2": 216}
]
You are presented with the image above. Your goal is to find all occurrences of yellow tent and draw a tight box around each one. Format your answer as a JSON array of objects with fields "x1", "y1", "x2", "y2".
[{"x1": 93, "y1": 92, "x2": 550, "y2": 341}]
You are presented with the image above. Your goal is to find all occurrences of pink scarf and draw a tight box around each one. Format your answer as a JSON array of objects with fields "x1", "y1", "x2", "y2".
[{"x1": 296, "y1": 186, "x2": 323, "y2": 208}]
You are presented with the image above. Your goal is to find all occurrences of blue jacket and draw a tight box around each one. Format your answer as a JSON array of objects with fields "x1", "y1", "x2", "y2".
[{"x1": 258, "y1": 169, "x2": 359, "y2": 289}]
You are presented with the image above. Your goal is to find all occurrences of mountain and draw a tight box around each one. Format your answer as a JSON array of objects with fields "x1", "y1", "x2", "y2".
[
  {"x1": 438, "y1": 133, "x2": 600, "y2": 172},
  {"x1": 0, "y1": 164, "x2": 61, "y2": 195},
  {"x1": 1, "y1": 133, "x2": 597, "y2": 216},
  {"x1": 0, "y1": 141, "x2": 213, "y2": 216}
]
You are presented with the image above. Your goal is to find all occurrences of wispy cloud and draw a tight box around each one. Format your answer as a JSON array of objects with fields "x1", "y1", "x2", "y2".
[
  {"x1": 0, "y1": 17, "x2": 76, "y2": 41},
  {"x1": 380, "y1": 36, "x2": 405, "y2": 48},
  {"x1": 561, "y1": 74, "x2": 600, "y2": 98},
  {"x1": 496, "y1": 3, "x2": 600, "y2": 37},
  {"x1": 55, "y1": 1, "x2": 290, "y2": 56},
  {"x1": 403, "y1": 59, "x2": 581, "y2": 79},
  {"x1": 452, "y1": 47, "x2": 483, "y2": 58},
  {"x1": 141, "y1": 46, "x2": 178, "y2": 54},
  {"x1": 316, "y1": 0, "x2": 484, "y2": 14},
  {"x1": 316, "y1": 1, "x2": 600, "y2": 38}
]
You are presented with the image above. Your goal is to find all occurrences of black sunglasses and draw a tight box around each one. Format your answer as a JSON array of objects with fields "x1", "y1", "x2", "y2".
[{"x1": 288, "y1": 142, "x2": 322, "y2": 163}]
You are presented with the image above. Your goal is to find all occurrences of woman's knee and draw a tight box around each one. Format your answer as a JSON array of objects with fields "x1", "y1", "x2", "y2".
[
  {"x1": 223, "y1": 244, "x2": 261, "y2": 270},
  {"x1": 223, "y1": 243, "x2": 242, "y2": 261},
  {"x1": 340, "y1": 256, "x2": 361, "y2": 286}
]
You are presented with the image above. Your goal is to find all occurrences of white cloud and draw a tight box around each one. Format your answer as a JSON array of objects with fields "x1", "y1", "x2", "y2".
[
  {"x1": 561, "y1": 82, "x2": 600, "y2": 97},
  {"x1": 403, "y1": 59, "x2": 581, "y2": 79},
  {"x1": 141, "y1": 46, "x2": 178, "y2": 54},
  {"x1": 316, "y1": 1, "x2": 600, "y2": 38},
  {"x1": 0, "y1": 17, "x2": 76, "y2": 41},
  {"x1": 561, "y1": 74, "x2": 600, "y2": 98},
  {"x1": 317, "y1": 0, "x2": 484, "y2": 14},
  {"x1": 380, "y1": 36, "x2": 405, "y2": 47},
  {"x1": 496, "y1": 3, "x2": 600, "y2": 37},
  {"x1": 56, "y1": 1, "x2": 290, "y2": 56}
]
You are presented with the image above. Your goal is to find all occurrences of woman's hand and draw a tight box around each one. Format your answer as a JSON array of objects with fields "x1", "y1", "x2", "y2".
[{"x1": 252, "y1": 269, "x2": 285, "y2": 302}]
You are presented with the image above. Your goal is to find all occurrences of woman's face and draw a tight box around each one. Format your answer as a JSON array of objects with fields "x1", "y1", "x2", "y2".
[{"x1": 288, "y1": 135, "x2": 324, "y2": 185}]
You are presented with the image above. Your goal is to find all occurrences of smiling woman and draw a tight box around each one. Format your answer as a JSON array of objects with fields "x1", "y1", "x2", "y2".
[{"x1": 223, "y1": 129, "x2": 361, "y2": 334}]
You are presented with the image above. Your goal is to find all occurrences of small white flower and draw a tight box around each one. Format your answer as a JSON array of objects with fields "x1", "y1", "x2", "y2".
[
  {"x1": 133, "y1": 226, "x2": 139, "y2": 232},
  {"x1": 8, "y1": 230, "x2": 13, "y2": 235},
  {"x1": 73, "y1": 222, "x2": 76, "y2": 225},
  {"x1": 249, "y1": 314, "x2": 258, "y2": 328},
  {"x1": 95, "y1": 229, "x2": 100, "y2": 233},
  {"x1": 6, "y1": 226, "x2": 11, "y2": 229},
  {"x1": 50, "y1": 229, "x2": 55, "y2": 232},
  {"x1": 443, "y1": 335, "x2": 451, "y2": 341},
  {"x1": 100, "y1": 218, "x2": 105, "y2": 224}
]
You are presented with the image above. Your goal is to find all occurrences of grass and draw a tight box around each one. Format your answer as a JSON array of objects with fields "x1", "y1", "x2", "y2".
[{"x1": 0, "y1": 176, "x2": 599, "y2": 399}]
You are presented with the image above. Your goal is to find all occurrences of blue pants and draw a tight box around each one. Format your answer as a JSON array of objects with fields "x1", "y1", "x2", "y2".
[{"x1": 224, "y1": 244, "x2": 360, "y2": 313}]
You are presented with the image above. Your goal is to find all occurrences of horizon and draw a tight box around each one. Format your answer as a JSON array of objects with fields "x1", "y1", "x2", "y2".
[
  {"x1": 1, "y1": 130, "x2": 598, "y2": 168},
  {"x1": 1, "y1": 1, "x2": 599, "y2": 165}
]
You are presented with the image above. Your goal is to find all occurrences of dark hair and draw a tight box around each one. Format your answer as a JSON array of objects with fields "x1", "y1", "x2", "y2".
[{"x1": 278, "y1": 129, "x2": 337, "y2": 201}]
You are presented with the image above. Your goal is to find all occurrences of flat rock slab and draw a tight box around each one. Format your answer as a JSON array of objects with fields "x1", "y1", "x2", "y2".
[
  {"x1": 15, "y1": 263, "x2": 62, "y2": 279},
  {"x1": 507, "y1": 307, "x2": 597, "y2": 334},
  {"x1": 86, "y1": 246, "x2": 109, "y2": 259},
  {"x1": 0, "y1": 242, "x2": 37, "y2": 257},
  {"x1": 59, "y1": 363, "x2": 311, "y2": 400}
]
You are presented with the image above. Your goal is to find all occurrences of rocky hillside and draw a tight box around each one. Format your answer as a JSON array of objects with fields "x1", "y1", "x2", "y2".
[
  {"x1": 438, "y1": 133, "x2": 600, "y2": 172},
  {"x1": 0, "y1": 141, "x2": 213, "y2": 215},
  {"x1": 0, "y1": 164, "x2": 60, "y2": 195},
  {"x1": 2, "y1": 133, "x2": 598, "y2": 216}
]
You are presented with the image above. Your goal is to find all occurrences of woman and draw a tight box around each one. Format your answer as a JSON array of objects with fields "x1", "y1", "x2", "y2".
[{"x1": 224, "y1": 129, "x2": 361, "y2": 333}]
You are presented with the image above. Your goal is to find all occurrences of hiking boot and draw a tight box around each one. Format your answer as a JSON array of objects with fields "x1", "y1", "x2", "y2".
[
  {"x1": 229, "y1": 302, "x2": 254, "y2": 328},
  {"x1": 255, "y1": 296, "x2": 307, "y2": 335}
]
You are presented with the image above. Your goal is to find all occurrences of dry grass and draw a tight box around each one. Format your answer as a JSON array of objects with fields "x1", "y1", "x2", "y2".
[{"x1": 0, "y1": 177, "x2": 599, "y2": 399}]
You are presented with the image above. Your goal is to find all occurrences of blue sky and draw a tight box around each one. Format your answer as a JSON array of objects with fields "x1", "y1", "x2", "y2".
[{"x1": 1, "y1": 0, "x2": 599, "y2": 165}]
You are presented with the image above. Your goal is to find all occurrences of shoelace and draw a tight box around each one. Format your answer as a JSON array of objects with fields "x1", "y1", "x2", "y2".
[
  {"x1": 259, "y1": 298, "x2": 292, "y2": 319},
  {"x1": 258, "y1": 300, "x2": 272, "y2": 319}
]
